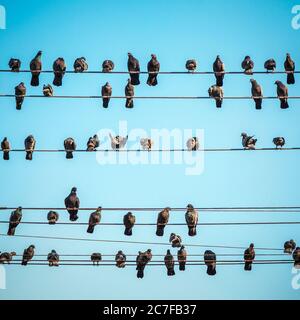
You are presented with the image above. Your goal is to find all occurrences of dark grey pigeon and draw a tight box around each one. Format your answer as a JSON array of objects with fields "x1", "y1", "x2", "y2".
[
  {"x1": 43, "y1": 84, "x2": 54, "y2": 97},
  {"x1": 24, "y1": 135, "x2": 36, "y2": 160},
  {"x1": 185, "y1": 204, "x2": 198, "y2": 236},
  {"x1": 147, "y1": 54, "x2": 160, "y2": 86},
  {"x1": 123, "y1": 212, "x2": 136, "y2": 236},
  {"x1": 15, "y1": 82, "x2": 26, "y2": 110},
  {"x1": 284, "y1": 239, "x2": 296, "y2": 254},
  {"x1": 273, "y1": 137, "x2": 285, "y2": 148},
  {"x1": 73, "y1": 57, "x2": 88, "y2": 72},
  {"x1": 1, "y1": 137, "x2": 10, "y2": 160},
  {"x1": 101, "y1": 82, "x2": 112, "y2": 108},
  {"x1": 208, "y1": 85, "x2": 224, "y2": 108},
  {"x1": 164, "y1": 249, "x2": 175, "y2": 276},
  {"x1": 127, "y1": 53, "x2": 140, "y2": 85},
  {"x1": 87, "y1": 207, "x2": 102, "y2": 234},
  {"x1": 53, "y1": 57, "x2": 66, "y2": 86},
  {"x1": 177, "y1": 245, "x2": 187, "y2": 271},
  {"x1": 204, "y1": 250, "x2": 216, "y2": 276},
  {"x1": 7, "y1": 207, "x2": 22, "y2": 236},
  {"x1": 115, "y1": 250, "x2": 126, "y2": 268},
  {"x1": 185, "y1": 59, "x2": 197, "y2": 72},
  {"x1": 30, "y1": 51, "x2": 42, "y2": 86},
  {"x1": 293, "y1": 247, "x2": 300, "y2": 268},
  {"x1": 213, "y1": 55, "x2": 225, "y2": 86},
  {"x1": 0, "y1": 252, "x2": 16, "y2": 264},
  {"x1": 156, "y1": 207, "x2": 170, "y2": 236},
  {"x1": 87, "y1": 135, "x2": 100, "y2": 151},
  {"x1": 136, "y1": 249, "x2": 152, "y2": 279},
  {"x1": 125, "y1": 79, "x2": 134, "y2": 108},
  {"x1": 264, "y1": 59, "x2": 276, "y2": 72},
  {"x1": 275, "y1": 80, "x2": 289, "y2": 109},
  {"x1": 64, "y1": 137, "x2": 76, "y2": 159},
  {"x1": 47, "y1": 250, "x2": 59, "y2": 267},
  {"x1": 250, "y1": 79, "x2": 263, "y2": 110},
  {"x1": 91, "y1": 253, "x2": 102, "y2": 265},
  {"x1": 244, "y1": 243, "x2": 255, "y2": 271},
  {"x1": 241, "y1": 56, "x2": 254, "y2": 75},
  {"x1": 47, "y1": 211, "x2": 59, "y2": 224},
  {"x1": 241, "y1": 133, "x2": 257, "y2": 150},
  {"x1": 284, "y1": 53, "x2": 295, "y2": 84},
  {"x1": 9, "y1": 58, "x2": 21, "y2": 72},
  {"x1": 102, "y1": 60, "x2": 114, "y2": 73},
  {"x1": 22, "y1": 245, "x2": 35, "y2": 266},
  {"x1": 64, "y1": 187, "x2": 80, "y2": 221}
]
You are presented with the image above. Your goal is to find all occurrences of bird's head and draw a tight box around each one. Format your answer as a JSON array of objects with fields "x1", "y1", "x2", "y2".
[
  {"x1": 250, "y1": 78, "x2": 255, "y2": 83},
  {"x1": 151, "y1": 54, "x2": 157, "y2": 59},
  {"x1": 165, "y1": 207, "x2": 171, "y2": 212},
  {"x1": 97, "y1": 206, "x2": 102, "y2": 211},
  {"x1": 245, "y1": 55, "x2": 250, "y2": 60},
  {"x1": 187, "y1": 204, "x2": 194, "y2": 210},
  {"x1": 181, "y1": 245, "x2": 185, "y2": 250},
  {"x1": 147, "y1": 249, "x2": 152, "y2": 253},
  {"x1": 51, "y1": 250, "x2": 56, "y2": 253},
  {"x1": 18, "y1": 206, "x2": 22, "y2": 211},
  {"x1": 128, "y1": 52, "x2": 132, "y2": 57},
  {"x1": 167, "y1": 249, "x2": 171, "y2": 255},
  {"x1": 30, "y1": 245, "x2": 35, "y2": 249},
  {"x1": 105, "y1": 82, "x2": 110, "y2": 86},
  {"x1": 10, "y1": 252, "x2": 16, "y2": 256},
  {"x1": 286, "y1": 53, "x2": 290, "y2": 58},
  {"x1": 274, "y1": 80, "x2": 280, "y2": 85},
  {"x1": 71, "y1": 187, "x2": 77, "y2": 193},
  {"x1": 241, "y1": 132, "x2": 247, "y2": 137},
  {"x1": 250, "y1": 243, "x2": 254, "y2": 248}
]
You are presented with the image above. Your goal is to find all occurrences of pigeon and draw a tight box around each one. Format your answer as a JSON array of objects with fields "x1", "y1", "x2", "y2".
[
  {"x1": 208, "y1": 85, "x2": 224, "y2": 108},
  {"x1": 73, "y1": 57, "x2": 88, "y2": 72},
  {"x1": 241, "y1": 56, "x2": 254, "y2": 75},
  {"x1": 53, "y1": 57, "x2": 66, "y2": 86},
  {"x1": 24, "y1": 135, "x2": 36, "y2": 160},
  {"x1": 115, "y1": 250, "x2": 126, "y2": 268},
  {"x1": 164, "y1": 249, "x2": 175, "y2": 276},
  {"x1": 284, "y1": 53, "x2": 295, "y2": 85},
  {"x1": 47, "y1": 250, "x2": 59, "y2": 267},
  {"x1": 87, "y1": 135, "x2": 100, "y2": 151},
  {"x1": 65, "y1": 187, "x2": 80, "y2": 221},
  {"x1": 284, "y1": 239, "x2": 296, "y2": 254},
  {"x1": 21, "y1": 245, "x2": 35, "y2": 266},
  {"x1": 7, "y1": 207, "x2": 22, "y2": 236},
  {"x1": 156, "y1": 207, "x2": 171, "y2": 236},
  {"x1": 30, "y1": 50, "x2": 42, "y2": 86},
  {"x1": 101, "y1": 82, "x2": 112, "y2": 108},
  {"x1": 273, "y1": 137, "x2": 285, "y2": 148},
  {"x1": 9, "y1": 58, "x2": 21, "y2": 72},
  {"x1": 204, "y1": 250, "x2": 217, "y2": 276},
  {"x1": 213, "y1": 55, "x2": 225, "y2": 87},
  {"x1": 250, "y1": 79, "x2": 263, "y2": 110},
  {"x1": 244, "y1": 243, "x2": 255, "y2": 271},
  {"x1": 185, "y1": 204, "x2": 198, "y2": 237},
  {"x1": 147, "y1": 54, "x2": 160, "y2": 86},
  {"x1": 275, "y1": 80, "x2": 289, "y2": 109},
  {"x1": 186, "y1": 137, "x2": 199, "y2": 151},
  {"x1": 47, "y1": 211, "x2": 59, "y2": 225},
  {"x1": 109, "y1": 133, "x2": 128, "y2": 150},
  {"x1": 87, "y1": 207, "x2": 102, "y2": 234},
  {"x1": 91, "y1": 253, "x2": 102, "y2": 266},
  {"x1": 293, "y1": 247, "x2": 300, "y2": 268},
  {"x1": 127, "y1": 53, "x2": 140, "y2": 85},
  {"x1": 241, "y1": 133, "x2": 257, "y2": 150},
  {"x1": 264, "y1": 59, "x2": 276, "y2": 72},
  {"x1": 15, "y1": 82, "x2": 26, "y2": 110},
  {"x1": 125, "y1": 79, "x2": 134, "y2": 108},
  {"x1": 0, "y1": 252, "x2": 16, "y2": 264},
  {"x1": 1, "y1": 137, "x2": 10, "y2": 160},
  {"x1": 123, "y1": 212, "x2": 136, "y2": 236},
  {"x1": 177, "y1": 245, "x2": 187, "y2": 271},
  {"x1": 169, "y1": 233, "x2": 182, "y2": 248},
  {"x1": 136, "y1": 249, "x2": 152, "y2": 279},
  {"x1": 102, "y1": 60, "x2": 114, "y2": 73},
  {"x1": 140, "y1": 138, "x2": 153, "y2": 151},
  {"x1": 43, "y1": 84, "x2": 54, "y2": 97},
  {"x1": 64, "y1": 137, "x2": 76, "y2": 159},
  {"x1": 185, "y1": 59, "x2": 197, "y2": 72}
]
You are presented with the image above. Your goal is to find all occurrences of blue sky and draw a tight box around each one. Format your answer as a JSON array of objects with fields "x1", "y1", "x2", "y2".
[{"x1": 0, "y1": 0, "x2": 300, "y2": 299}]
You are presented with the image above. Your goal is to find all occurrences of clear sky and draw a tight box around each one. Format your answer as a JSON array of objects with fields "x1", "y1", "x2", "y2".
[{"x1": 0, "y1": 0, "x2": 300, "y2": 300}]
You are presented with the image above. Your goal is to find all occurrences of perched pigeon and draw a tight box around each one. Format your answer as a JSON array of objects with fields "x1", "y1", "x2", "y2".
[
  {"x1": 91, "y1": 253, "x2": 102, "y2": 266},
  {"x1": 164, "y1": 249, "x2": 175, "y2": 276},
  {"x1": 47, "y1": 250, "x2": 59, "y2": 267},
  {"x1": 244, "y1": 243, "x2": 255, "y2": 271},
  {"x1": 65, "y1": 187, "x2": 80, "y2": 221},
  {"x1": 204, "y1": 250, "x2": 216, "y2": 276},
  {"x1": 284, "y1": 53, "x2": 295, "y2": 85},
  {"x1": 43, "y1": 84, "x2": 54, "y2": 97},
  {"x1": 273, "y1": 137, "x2": 285, "y2": 148},
  {"x1": 185, "y1": 204, "x2": 198, "y2": 237},
  {"x1": 136, "y1": 249, "x2": 152, "y2": 279},
  {"x1": 241, "y1": 56, "x2": 254, "y2": 75},
  {"x1": 9, "y1": 58, "x2": 21, "y2": 72},
  {"x1": 275, "y1": 80, "x2": 289, "y2": 109},
  {"x1": 21, "y1": 245, "x2": 35, "y2": 266},
  {"x1": 169, "y1": 233, "x2": 182, "y2": 248},
  {"x1": 186, "y1": 137, "x2": 200, "y2": 151},
  {"x1": 102, "y1": 60, "x2": 115, "y2": 73},
  {"x1": 7, "y1": 207, "x2": 22, "y2": 236},
  {"x1": 15, "y1": 82, "x2": 26, "y2": 110},
  {"x1": 24, "y1": 135, "x2": 36, "y2": 160},
  {"x1": 109, "y1": 133, "x2": 128, "y2": 150},
  {"x1": 127, "y1": 53, "x2": 140, "y2": 85},
  {"x1": 73, "y1": 57, "x2": 88, "y2": 72},
  {"x1": 284, "y1": 239, "x2": 296, "y2": 254},
  {"x1": 177, "y1": 245, "x2": 187, "y2": 271},
  {"x1": 53, "y1": 57, "x2": 66, "y2": 86},
  {"x1": 1, "y1": 137, "x2": 10, "y2": 160},
  {"x1": 64, "y1": 137, "x2": 76, "y2": 159},
  {"x1": 47, "y1": 211, "x2": 59, "y2": 225},
  {"x1": 156, "y1": 207, "x2": 171, "y2": 236},
  {"x1": 115, "y1": 250, "x2": 126, "y2": 268},
  {"x1": 125, "y1": 79, "x2": 134, "y2": 108},
  {"x1": 87, "y1": 207, "x2": 102, "y2": 234},
  {"x1": 140, "y1": 138, "x2": 153, "y2": 151},
  {"x1": 101, "y1": 82, "x2": 112, "y2": 108},
  {"x1": 250, "y1": 79, "x2": 263, "y2": 110},
  {"x1": 241, "y1": 133, "x2": 257, "y2": 150},
  {"x1": 87, "y1": 135, "x2": 100, "y2": 151},
  {"x1": 208, "y1": 85, "x2": 224, "y2": 108},
  {"x1": 123, "y1": 212, "x2": 136, "y2": 236},
  {"x1": 185, "y1": 59, "x2": 197, "y2": 72},
  {"x1": 147, "y1": 54, "x2": 160, "y2": 86},
  {"x1": 264, "y1": 59, "x2": 276, "y2": 72},
  {"x1": 0, "y1": 252, "x2": 16, "y2": 264},
  {"x1": 293, "y1": 247, "x2": 300, "y2": 268},
  {"x1": 213, "y1": 55, "x2": 225, "y2": 87},
  {"x1": 30, "y1": 50, "x2": 42, "y2": 86}
]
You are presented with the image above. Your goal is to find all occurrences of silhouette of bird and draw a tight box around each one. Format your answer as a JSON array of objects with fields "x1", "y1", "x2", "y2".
[
  {"x1": 208, "y1": 85, "x2": 224, "y2": 108},
  {"x1": 169, "y1": 233, "x2": 182, "y2": 248},
  {"x1": 140, "y1": 138, "x2": 153, "y2": 151},
  {"x1": 273, "y1": 137, "x2": 285, "y2": 148},
  {"x1": 204, "y1": 250, "x2": 216, "y2": 275},
  {"x1": 15, "y1": 82, "x2": 26, "y2": 110},
  {"x1": 9, "y1": 58, "x2": 21, "y2": 72},
  {"x1": 30, "y1": 50, "x2": 42, "y2": 86},
  {"x1": 109, "y1": 133, "x2": 128, "y2": 150},
  {"x1": 164, "y1": 249, "x2": 175, "y2": 276},
  {"x1": 87, "y1": 135, "x2": 100, "y2": 151},
  {"x1": 53, "y1": 57, "x2": 66, "y2": 86},
  {"x1": 284, "y1": 53, "x2": 295, "y2": 85},
  {"x1": 244, "y1": 243, "x2": 255, "y2": 271},
  {"x1": 47, "y1": 250, "x2": 59, "y2": 267},
  {"x1": 156, "y1": 207, "x2": 171, "y2": 236},
  {"x1": 43, "y1": 84, "x2": 54, "y2": 97},
  {"x1": 241, "y1": 133, "x2": 257, "y2": 150},
  {"x1": 213, "y1": 55, "x2": 225, "y2": 86},
  {"x1": 24, "y1": 135, "x2": 36, "y2": 160},
  {"x1": 102, "y1": 60, "x2": 114, "y2": 73},
  {"x1": 22, "y1": 245, "x2": 35, "y2": 266},
  {"x1": 275, "y1": 80, "x2": 289, "y2": 109},
  {"x1": 185, "y1": 204, "x2": 198, "y2": 236},
  {"x1": 293, "y1": 247, "x2": 300, "y2": 268},
  {"x1": 284, "y1": 240, "x2": 296, "y2": 254},
  {"x1": 127, "y1": 53, "x2": 140, "y2": 85},
  {"x1": 115, "y1": 250, "x2": 126, "y2": 268},
  {"x1": 47, "y1": 211, "x2": 59, "y2": 225},
  {"x1": 73, "y1": 57, "x2": 88, "y2": 72},
  {"x1": 147, "y1": 54, "x2": 160, "y2": 86},
  {"x1": 241, "y1": 56, "x2": 254, "y2": 75},
  {"x1": 185, "y1": 59, "x2": 197, "y2": 72},
  {"x1": 264, "y1": 59, "x2": 276, "y2": 72},
  {"x1": 250, "y1": 79, "x2": 263, "y2": 110},
  {"x1": 125, "y1": 79, "x2": 134, "y2": 108},
  {"x1": 0, "y1": 252, "x2": 16, "y2": 264},
  {"x1": 186, "y1": 137, "x2": 199, "y2": 151},
  {"x1": 87, "y1": 207, "x2": 102, "y2": 234},
  {"x1": 136, "y1": 249, "x2": 152, "y2": 279},
  {"x1": 65, "y1": 187, "x2": 80, "y2": 221},
  {"x1": 177, "y1": 246, "x2": 187, "y2": 271},
  {"x1": 123, "y1": 212, "x2": 136, "y2": 236},
  {"x1": 1, "y1": 137, "x2": 10, "y2": 160},
  {"x1": 102, "y1": 82, "x2": 112, "y2": 108},
  {"x1": 7, "y1": 207, "x2": 22, "y2": 236},
  {"x1": 64, "y1": 138, "x2": 76, "y2": 159},
  {"x1": 91, "y1": 253, "x2": 102, "y2": 266}
]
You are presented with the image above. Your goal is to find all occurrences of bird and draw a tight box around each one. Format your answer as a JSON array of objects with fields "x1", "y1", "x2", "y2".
[
  {"x1": 115, "y1": 250, "x2": 126, "y2": 268},
  {"x1": 177, "y1": 246, "x2": 187, "y2": 271},
  {"x1": 123, "y1": 212, "x2": 136, "y2": 236},
  {"x1": 30, "y1": 50, "x2": 42, "y2": 86},
  {"x1": 241, "y1": 56, "x2": 254, "y2": 75},
  {"x1": 275, "y1": 80, "x2": 289, "y2": 109},
  {"x1": 0, "y1": 252, "x2": 16, "y2": 264},
  {"x1": 273, "y1": 137, "x2": 285, "y2": 148},
  {"x1": 127, "y1": 53, "x2": 140, "y2": 85},
  {"x1": 241, "y1": 133, "x2": 257, "y2": 150},
  {"x1": 24, "y1": 135, "x2": 36, "y2": 160},
  {"x1": 47, "y1": 250, "x2": 59, "y2": 267},
  {"x1": 47, "y1": 211, "x2": 59, "y2": 225},
  {"x1": 64, "y1": 137, "x2": 76, "y2": 159},
  {"x1": 8, "y1": 58, "x2": 21, "y2": 72},
  {"x1": 87, "y1": 207, "x2": 102, "y2": 234},
  {"x1": 147, "y1": 54, "x2": 160, "y2": 86},
  {"x1": 64, "y1": 187, "x2": 80, "y2": 221},
  {"x1": 169, "y1": 233, "x2": 182, "y2": 248},
  {"x1": 136, "y1": 249, "x2": 152, "y2": 279},
  {"x1": 250, "y1": 79, "x2": 263, "y2": 110},
  {"x1": 140, "y1": 138, "x2": 153, "y2": 151},
  {"x1": 208, "y1": 85, "x2": 224, "y2": 108},
  {"x1": 43, "y1": 84, "x2": 54, "y2": 97},
  {"x1": 156, "y1": 207, "x2": 171, "y2": 236},
  {"x1": 7, "y1": 207, "x2": 22, "y2": 236},
  {"x1": 21, "y1": 245, "x2": 35, "y2": 266},
  {"x1": 185, "y1": 59, "x2": 197, "y2": 72},
  {"x1": 264, "y1": 59, "x2": 276, "y2": 72},
  {"x1": 109, "y1": 133, "x2": 128, "y2": 150},
  {"x1": 164, "y1": 249, "x2": 175, "y2": 276},
  {"x1": 87, "y1": 135, "x2": 100, "y2": 151},
  {"x1": 204, "y1": 250, "x2": 217, "y2": 276},
  {"x1": 91, "y1": 253, "x2": 102, "y2": 266},
  {"x1": 293, "y1": 247, "x2": 300, "y2": 268},
  {"x1": 15, "y1": 82, "x2": 26, "y2": 110},
  {"x1": 53, "y1": 57, "x2": 66, "y2": 86},
  {"x1": 284, "y1": 53, "x2": 295, "y2": 85},
  {"x1": 185, "y1": 204, "x2": 198, "y2": 237},
  {"x1": 102, "y1": 60, "x2": 115, "y2": 73},
  {"x1": 73, "y1": 57, "x2": 88, "y2": 72},
  {"x1": 186, "y1": 137, "x2": 200, "y2": 151},
  {"x1": 1, "y1": 137, "x2": 10, "y2": 160},
  {"x1": 101, "y1": 82, "x2": 112, "y2": 108},
  {"x1": 284, "y1": 239, "x2": 296, "y2": 254},
  {"x1": 125, "y1": 79, "x2": 134, "y2": 108},
  {"x1": 244, "y1": 243, "x2": 255, "y2": 271},
  {"x1": 213, "y1": 55, "x2": 225, "y2": 87}
]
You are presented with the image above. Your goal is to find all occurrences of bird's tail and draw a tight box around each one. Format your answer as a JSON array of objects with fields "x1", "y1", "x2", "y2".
[
  {"x1": 7, "y1": 225, "x2": 15, "y2": 236},
  {"x1": 147, "y1": 75, "x2": 158, "y2": 86},
  {"x1": 130, "y1": 74, "x2": 140, "y2": 86},
  {"x1": 87, "y1": 225, "x2": 95, "y2": 234},
  {"x1": 167, "y1": 268, "x2": 175, "y2": 276},
  {"x1": 188, "y1": 226, "x2": 197, "y2": 237},
  {"x1": 216, "y1": 99, "x2": 222, "y2": 108},
  {"x1": 126, "y1": 98, "x2": 134, "y2": 108},
  {"x1": 207, "y1": 265, "x2": 216, "y2": 276},
  {"x1": 31, "y1": 74, "x2": 40, "y2": 87},
  {"x1": 216, "y1": 75, "x2": 224, "y2": 87},
  {"x1": 156, "y1": 225, "x2": 165, "y2": 237},
  {"x1": 179, "y1": 262, "x2": 186, "y2": 271},
  {"x1": 26, "y1": 152, "x2": 33, "y2": 161},
  {"x1": 69, "y1": 213, "x2": 78, "y2": 222},
  {"x1": 280, "y1": 99, "x2": 289, "y2": 109},
  {"x1": 16, "y1": 98, "x2": 23, "y2": 110},
  {"x1": 102, "y1": 98, "x2": 110, "y2": 108},
  {"x1": 137, "y1": 269, "x2": 144, "y2": 279},
  {"x1": 21, "y1": 260, "x2": 28, "y2": 266},
  {"x1": 287, "y1": 73, "x2": 295, "y2": 85},
  {"x1": 244, "y1": 261, "x2": 252, "y2": 271},
  {"x1": 3, "y1": 152, "x2": 9, "y2": 161},
  {"x1": 66, "y1": 152, "x2": 74, "y2": 159},
  {"x1": 53, "y1": 74, "x2": 63, "y2": 87},
  {"x1": 124, "y1": 228, "x2": 133, "y2": 236},
  {"x1": 255, "y1": 98, "x2": 262, "y2": 110}
]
